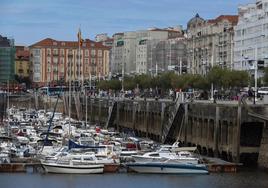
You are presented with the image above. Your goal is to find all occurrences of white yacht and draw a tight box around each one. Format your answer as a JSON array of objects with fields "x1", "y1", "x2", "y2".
[
  {"x1": 132, "y1": 147, "x2": 200, "y2": 164},
  {"x1": 127, "y1": 160, "x2": 208, "y2": 174},
  {"x1": 41, "y1": 152, "x2": 104, "y2": 174}
]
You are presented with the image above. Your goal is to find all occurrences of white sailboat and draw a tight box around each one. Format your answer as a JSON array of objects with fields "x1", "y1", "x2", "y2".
[
  {"x1": 41, "y1": 152, "x2": 104, "y2": 174},
  {"x1": 41, "y1": 29, "x2": 105, "y2": 174}
]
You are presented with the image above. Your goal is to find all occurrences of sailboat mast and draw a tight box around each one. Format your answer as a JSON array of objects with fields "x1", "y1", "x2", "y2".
[
  {"x1": 7, "y1": 80, "x2": 9, "y2": 118},
  {"x1": 85, "y1": 94, "x2": 87, "y2": 128},
  {"x1": 68, "y1": 50, "x2": 72, "y2": 138}
]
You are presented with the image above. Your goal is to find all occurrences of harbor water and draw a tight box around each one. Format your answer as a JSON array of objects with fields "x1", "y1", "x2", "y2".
[{"x1": 0, "y1": 169, "x2": 268, "y2": 188}]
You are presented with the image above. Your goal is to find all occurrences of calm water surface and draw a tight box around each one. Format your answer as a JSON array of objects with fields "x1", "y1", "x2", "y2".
[{"x1": 0, "y1": 169, "x2": 268, "y2": 188}]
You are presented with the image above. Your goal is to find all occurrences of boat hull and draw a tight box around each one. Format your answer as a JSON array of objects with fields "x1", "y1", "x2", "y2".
[
  {"x1": 103, "y1": 164, "x2": 120, "y2": 173},
  {"x1": 42, "y1": 163, "x2": 104, "y2": 174},
  {"x1": 127, "y1": 163, "x2": 208, "y2": 174}
]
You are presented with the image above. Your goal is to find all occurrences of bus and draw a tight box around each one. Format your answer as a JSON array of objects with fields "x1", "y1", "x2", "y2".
[{"x1": 38, "y1": 86, "x2": 68, "y2": 96}]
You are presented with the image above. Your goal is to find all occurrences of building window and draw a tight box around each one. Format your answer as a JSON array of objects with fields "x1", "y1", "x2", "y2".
[
  {"x1": 85, "y1": 50, "x2": 89, "y2": 57},
  {"x1": 32, "y1": 49, "x2": 40, "y2": 56},
  {"x1": 98, "y1": 50, "x2": 102, "y2": 57},
  {"x1": 60, "y1": 49, "x2": 64, "y2": 56},
  {"x1": 53, "y1": 58, "x2": 58, "y2": 64},
  {"x1": 85, "y1": 58, "x2": 89, "y2": 64},
  {"x1": 91, "y1": 58, "x2": 95, "y2": 65},
  {"x1": 53, "y1": 49, "x2": 58, "y2": 55},
  {"x1": 91, "y1": 50, "x2": 96, "y2": 56}
]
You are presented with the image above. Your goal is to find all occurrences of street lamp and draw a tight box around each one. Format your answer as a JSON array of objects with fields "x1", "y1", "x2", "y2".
[{"x1": 244, "y1": 34, "x2": 265, "y2": 104}]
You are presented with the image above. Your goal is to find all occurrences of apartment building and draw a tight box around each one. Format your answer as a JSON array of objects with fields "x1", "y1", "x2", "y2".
[
  {"x1": 15, "y1": 47, "x2": 30, "y2": 78},
  {"x1": 234, "y1": 0, "x2": 268, "y2": 78},
  {"x1": 187, "y1": 14, "x2": 238, "y2": 75},
  {"x1": 111, "y1": 28, "x2": 183, "y2": 76},
  {"x1": 30, "y1": 38, "x2": 110, "y2": 86},
  {"x1": 0, "y1": 35, "x2": 15, "y2": 83}
]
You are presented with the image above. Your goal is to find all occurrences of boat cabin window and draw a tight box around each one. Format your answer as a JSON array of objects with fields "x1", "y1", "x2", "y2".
[
  {"x1": 73, "y1": 157, "x2": 82, "y2": 160},
  {"x1": 83, "y1": 157, "x2": 94, "y2": 161},
  {"x1": 60, "y1": 153, "x2": 68, "y2": 157},
  {"x1": 180, "y1": 153, "x2": 190, "y2": 157},
  {"x1": 149, "y1": 153, "x2": 160, "y2": 157},
  {"x1": 51, "y1": 152, "x2": 57, "y2": 156}
]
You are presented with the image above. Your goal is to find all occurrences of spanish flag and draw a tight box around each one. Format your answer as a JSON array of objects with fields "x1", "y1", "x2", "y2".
[{"x1": 77, "y1": 28, "x2": 84, "y2": 47}]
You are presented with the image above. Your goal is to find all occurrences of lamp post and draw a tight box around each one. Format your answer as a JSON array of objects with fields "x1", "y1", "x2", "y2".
[
  {"x1": 254, "y1": 47, "x2": 258, "y2": 105},
  {"x1": 246, "y1": 34, "x2": 265, "y2": 104},
  {"x1": 121, "y1": 61, "x2": 124, "y2": 95}
]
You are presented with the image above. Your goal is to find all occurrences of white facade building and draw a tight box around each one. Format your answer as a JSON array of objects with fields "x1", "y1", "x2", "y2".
[
  {"x1": 187, "y1": 14, "x2": 238, "y2": 75},
  {"x1": 234, "y1": 0, "x2": 268, "y2": 78},
  {"x1": 111, "y1": 28, "x2": 183, "y2": 76}
]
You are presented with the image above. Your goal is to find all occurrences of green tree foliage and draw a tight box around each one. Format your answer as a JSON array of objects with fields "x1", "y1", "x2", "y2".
[
  {"x1": 229, "y1": 70, "x2": 250, "y2": 88},
  {"x1": 123, "y1": 76, "x2": 136, "y2": 90},
  {"x1": 207, "y1": 66, "x2": 250, "y2": 89},
  {"x1": 97, "y1": 79, "x2": 121, "y2": 90},
  {"x1": 133, "y1": 74, "x2": 152, "y2": 89},
  {"x1": 97, "y1": 67, "x2": 250, "y2": 92}
]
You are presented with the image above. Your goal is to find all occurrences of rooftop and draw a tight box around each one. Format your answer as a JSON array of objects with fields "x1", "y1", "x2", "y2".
[
  {"x1": 30, "y1": 38, "x2": 109, "y2": 49},
  {"x1": 207, "y1": 15, "x2": 239, "y2": 25}
]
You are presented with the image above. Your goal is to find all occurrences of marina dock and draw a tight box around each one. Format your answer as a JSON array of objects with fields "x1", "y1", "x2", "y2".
[
  {"x1": 0, "y1": 157, "x2": 242, "y2": 173},
  {"x1": 203, "y1": 157, "x2": 242, "y2": 173}
]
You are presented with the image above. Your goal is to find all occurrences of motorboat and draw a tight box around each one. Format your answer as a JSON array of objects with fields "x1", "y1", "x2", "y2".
[
  {"x1": 127, "y1": 160, "x2": 208, "y2": 174},
  {"x1": 132, "y1": 147, "x2": 200, "y2": 164}
]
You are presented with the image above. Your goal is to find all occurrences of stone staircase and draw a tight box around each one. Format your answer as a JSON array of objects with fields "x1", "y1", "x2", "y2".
[
  {"x1": 162, "y1": 98, "x2": 185, "y2": 144},
  {"x1": 105, "y1": 101, "x2": 117, "y2": 129}
]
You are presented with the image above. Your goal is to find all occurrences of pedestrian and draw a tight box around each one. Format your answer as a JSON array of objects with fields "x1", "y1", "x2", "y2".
[{"x1": 248, "y1": 87, "x2": 253, "y2": 101}]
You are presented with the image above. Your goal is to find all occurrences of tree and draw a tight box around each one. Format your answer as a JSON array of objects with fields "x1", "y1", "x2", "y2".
[
  {"x1": 207, "y1": 66, "x2": 226, "y2": 88},
  {"x1": 109, "y1": 80, "x2": 121, "y2": 90},
  {"x1": 157, "y1": 72, "x2": 174, "y2": 90},
  {"x1": 133, "y1": 74, "x2": 152, "y2": 89},
  {"x1": 229, "y1": 70, "x2": 250, "y2": 88},
  {"x1": 97, "y1": 80, "x2": 109, "y2": 90},
  {"x1": 123, "y1": 76, "x2": 136, "y2": 90},
  {"x1": 191, "y1": 74, "x2": 209, "y2": 90}
]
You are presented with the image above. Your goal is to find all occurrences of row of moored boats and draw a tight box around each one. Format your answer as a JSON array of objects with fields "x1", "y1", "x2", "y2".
[{"x1": 0, "y1": 107, "x2": 208, "y2": 174}]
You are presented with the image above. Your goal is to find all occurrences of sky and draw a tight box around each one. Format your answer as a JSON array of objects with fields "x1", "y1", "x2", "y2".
[{"x1": 0, "y1": 0, "x2": 253, "y2": 45}]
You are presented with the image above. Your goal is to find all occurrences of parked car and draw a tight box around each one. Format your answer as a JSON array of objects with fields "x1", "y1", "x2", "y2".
[{"x1": 258, "y1": 87, "x2": 268, "y2": 98}]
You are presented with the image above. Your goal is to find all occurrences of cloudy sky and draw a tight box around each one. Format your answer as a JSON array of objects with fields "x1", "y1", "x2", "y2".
[{"x1": 0, "y1": 0, "x2": 253, "y2": 45}]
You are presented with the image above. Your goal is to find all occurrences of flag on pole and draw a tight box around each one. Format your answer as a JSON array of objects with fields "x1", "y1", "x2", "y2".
[{"x1": 77, "y1": 28, "x2": 84, "y2": 47}]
